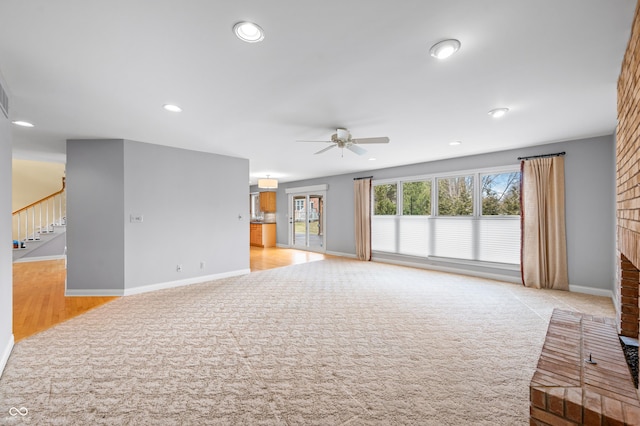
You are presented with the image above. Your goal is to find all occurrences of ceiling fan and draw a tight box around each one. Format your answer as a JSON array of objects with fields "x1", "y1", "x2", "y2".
[{"x1": 297, "y1": 128, "x2": 389, "y2": 156}]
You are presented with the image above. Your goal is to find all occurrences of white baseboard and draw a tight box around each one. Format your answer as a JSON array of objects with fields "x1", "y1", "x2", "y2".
[
  {"x1": 568, "y1": 284, "x2": 614, "y2": 299},
  {"x1": 325, "y1": 251, "x2": 357, "y2": 259},
  {"x1": 65, "y1": 288, "x2": 125, "y2": 296},
  {"x1": 0, "y1": 334, "x2": 14, "y2": 378},
  {"x1": 13, "y1": 254, "x2": 66, "y2": 263},
  {"x1": 65, "y1": 269, "x2": 251, "y2": 297},
  {"x1": 123, "y1": 269, "x2": 251, "y2": 296}
]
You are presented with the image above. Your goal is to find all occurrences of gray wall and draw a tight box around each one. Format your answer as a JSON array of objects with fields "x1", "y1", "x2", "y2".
[
  {"x1": 0, "y1": 79, "x2": 12, "y2": 375},
  {"x1": 270, "y1": 135, "x2": 616, "y2": 291},
  {"x1": 67, "y1": 140, "x2": 126, "y2": 292},
  {"x1": 123, "y1": 140, "x2": 249, "y2": 289},
  {"x1": 66, "y1": 139, "x2": 249, "y2": 294}
]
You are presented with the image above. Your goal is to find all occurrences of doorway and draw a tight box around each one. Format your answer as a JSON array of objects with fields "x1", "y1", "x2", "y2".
[{"x1": 287, "y1": 185, "x2": 327, "y2": 252}]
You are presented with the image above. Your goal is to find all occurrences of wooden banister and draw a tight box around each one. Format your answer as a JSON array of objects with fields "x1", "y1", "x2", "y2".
[{"x1": 12, "y1": 177, "x2": 65, "y2": 216}]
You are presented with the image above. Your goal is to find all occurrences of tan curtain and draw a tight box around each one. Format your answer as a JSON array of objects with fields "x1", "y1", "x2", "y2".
[
  {"x1": 521, "y1": 156, "x2": 568, "y2": 290},
  {"x1": 354, "y1": 178, "x2": 372, "y2": 261}
]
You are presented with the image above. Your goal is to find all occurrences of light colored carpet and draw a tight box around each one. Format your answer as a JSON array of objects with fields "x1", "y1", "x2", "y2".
[{"x1": 0, "y1": 258, "x2": 615, "y2": 425}]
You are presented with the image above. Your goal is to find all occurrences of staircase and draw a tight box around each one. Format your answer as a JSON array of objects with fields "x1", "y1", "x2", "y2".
[{"x1": 12, "y1": 178, "x2": 67, "y2": 262}]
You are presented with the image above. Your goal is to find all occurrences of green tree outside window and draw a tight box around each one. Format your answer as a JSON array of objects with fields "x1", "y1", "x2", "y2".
[
  {"x1": 402, "y1": 181, "x2": 431, "y2": 215},
  {"x1": 374, "y1": 184, "x2": 397, "y2": 215}
]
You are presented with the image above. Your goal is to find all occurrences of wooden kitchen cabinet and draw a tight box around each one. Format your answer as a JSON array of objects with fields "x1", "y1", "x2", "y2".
[
  {"x1": 259, "y1": 191, "x2": 276, "y2": 213},
  {"x1": 250, "y1": 223, "x2": 276, "y2": 247}
]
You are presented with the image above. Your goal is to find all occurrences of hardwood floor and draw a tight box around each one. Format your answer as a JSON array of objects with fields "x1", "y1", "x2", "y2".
[
  {"x1": 249, "y1": 246, "x2": 329, "y2": 271},
  {"x1": 13, "y1": 247, "x2": 331, "y2": 342},
  {"x1": 12, "y1": 259, "x2": 117, "y2": 342}
]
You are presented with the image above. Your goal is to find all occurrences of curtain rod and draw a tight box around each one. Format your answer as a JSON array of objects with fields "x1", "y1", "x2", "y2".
[
  {"x1": 517, "y1": 151, "x2": 565, "y2": 161},
  {"x1": 353, "y1": 176, "x2": 373, "y2": 180}
]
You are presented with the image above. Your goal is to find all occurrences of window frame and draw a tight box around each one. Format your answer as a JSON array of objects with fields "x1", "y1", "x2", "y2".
[{"x1": 371, "y1": 164, "x2": 522, "y2": 268}]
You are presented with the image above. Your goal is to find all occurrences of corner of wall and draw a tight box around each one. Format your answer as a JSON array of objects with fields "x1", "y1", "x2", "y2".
[{"x1": 0, "y1": 334, "x2": 14, "y2": 378}]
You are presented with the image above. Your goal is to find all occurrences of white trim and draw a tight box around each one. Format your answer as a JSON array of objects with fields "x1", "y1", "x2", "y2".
[
  {"x1": 325, "y1": 251, "x2": 357, "y2": 259},
  {"x1": 372, "y1": 164, "x2": 520, "y2": 186},
  {"x1": 287, "y1": 189, "x2": 327, "y2": 252},
  {"x1": 65, "y1": 288, "x2": 125, "y2": 296},
  {"x1": 568, "y1": 284, "x2": 614, "y2": 299},
  {"x1": 371, "y1": 256, "x2": 521, "y2": 284},
  {"x1": 13, "y1": 254, "x2": 66, "y2": 263},
  {"x1": 123, "y1": 269, "x2": 250, "y2": 296},
  {"x1": 285, "y1": 184, "x2": 328, "y2": 194},
  {"x1": 65, "y1": 269, "x2": 251, "y2": 297},
  {"x1": 0, "y1": 334, "x2": 14, "y2": 378}
]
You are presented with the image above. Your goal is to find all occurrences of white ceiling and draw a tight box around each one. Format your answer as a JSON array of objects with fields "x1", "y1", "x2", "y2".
[{"x1": 0, "y1": 1, "x2": 635, "y2": 184}]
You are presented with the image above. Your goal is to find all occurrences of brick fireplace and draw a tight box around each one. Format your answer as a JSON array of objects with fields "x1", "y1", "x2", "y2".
[
  {"x1": 620, "y1": 255, "x2": 639, "y2": 340},
  {"x1": 529, "y1": 1, "x2": 640, "y2": 424},
  {"x1": 617, "y1": 0, "x2": 640, "y2": 372}
]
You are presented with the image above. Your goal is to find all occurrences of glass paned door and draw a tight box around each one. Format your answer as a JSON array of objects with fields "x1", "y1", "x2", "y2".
[
  {"x1": 290, "y1": 192, "x2": 325, "y2": 251},
  {"x1": 293, "y1": 195, "x2": 307, "y2": 248}
]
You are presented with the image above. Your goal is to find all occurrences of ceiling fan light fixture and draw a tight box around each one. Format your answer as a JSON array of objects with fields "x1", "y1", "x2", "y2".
[
  {"x1": 429, "y1": 39, "x2": 461, "y2": 59},
  {"x1": 488, "y1": 108, "x2": 509, "y2": 118},
  {"x1": 233, "y1": 21, "x2": 265, "y2": 43}
]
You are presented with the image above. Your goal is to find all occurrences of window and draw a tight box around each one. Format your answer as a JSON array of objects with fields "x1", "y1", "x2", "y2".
[
  {"x1": 402, "y1": 181, "x2": 431, "y2": 215},
  {"x1": 371, "y1": 167, "x2": 522, "y2": 266},
  {"x1": 437, "y1": 175, "x2": 473, "y2": 216},
  {"x1": 374, "y1": 183, "x2": 397, "y2": 215},
  {"x1": 250, "y1": 193, "x2": 260, "y2": 220},
  {"x1": 295, "y1": 199, "x2": 304, "y2": 211},
  {"x1": 481, "y1": 172, "x2": 521, "y2": 216}
]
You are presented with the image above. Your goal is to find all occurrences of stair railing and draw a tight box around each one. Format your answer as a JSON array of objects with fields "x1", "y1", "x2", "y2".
[{"x1": 12, "y1": 177, "x2": 66, "y2": 243}]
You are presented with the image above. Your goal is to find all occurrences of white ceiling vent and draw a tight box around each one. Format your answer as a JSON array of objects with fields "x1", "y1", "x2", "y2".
[{"x1": 0, "y1": 81, "x2": 8, "y2": 119}]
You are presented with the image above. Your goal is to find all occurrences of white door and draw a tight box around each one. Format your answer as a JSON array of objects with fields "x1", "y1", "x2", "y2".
[{"x1": 287, "y1": 186, "x2": 326, "y2": 252}]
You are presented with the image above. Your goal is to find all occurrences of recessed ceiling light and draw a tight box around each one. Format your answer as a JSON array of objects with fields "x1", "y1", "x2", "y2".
[
  {"x1": 163, "y1": 104, "x2": 182, "y2": 113},
  {"x1": 488, "y1": 108, "x2": 509, "y2": 118},
  {"x1": 429, "y1": 39, "x2": 461, "y2": 60},
  {"x1": 233, "y1": 21, "x2": 265, "y2": 43},
  {"x1": 369, "y1": 157, "x2": 377, "y2": 161},
  {"x1": 12, "y1": 120, "x2": 34, "y2": 127},
  {"x1": 449, "y1": 141, "x2": 462, "y2": 146}
]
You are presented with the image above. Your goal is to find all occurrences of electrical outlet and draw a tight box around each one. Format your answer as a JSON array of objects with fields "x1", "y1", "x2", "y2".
[
  {"x1": 130, "y1": 214, "x2": 144, "y2": 223},
  {"x1": 176, "y1": 264, "x2": 182, "y2": 272}
]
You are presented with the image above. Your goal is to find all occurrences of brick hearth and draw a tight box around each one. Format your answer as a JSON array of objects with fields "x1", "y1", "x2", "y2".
[{"x1": 530, "y1": 309, "x2": 640, "y2": 425}]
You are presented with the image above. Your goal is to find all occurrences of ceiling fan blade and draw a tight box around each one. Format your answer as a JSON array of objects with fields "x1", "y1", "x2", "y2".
[
  {"x1": 296, "y1": 140, "x2": 332, "y2": 143},
  {"x1": 352, "y1": 137, "x2": 389, "y2": 144},
  {"x1": 314, "y1": 145, "x2": 337, "y2": 155},
  {"x1": 347, "y1": 144, "x2": 367, "y2": 155}
]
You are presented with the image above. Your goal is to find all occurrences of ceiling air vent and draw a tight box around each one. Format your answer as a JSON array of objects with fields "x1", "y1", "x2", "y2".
[{"x1": 0, "y1": 81, "x2": 8, "y2": 119}]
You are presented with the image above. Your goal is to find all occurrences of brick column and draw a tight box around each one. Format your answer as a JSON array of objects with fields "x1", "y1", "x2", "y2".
[{"x1": 620, "y1": 254, "x2": 640, "y2": 338}]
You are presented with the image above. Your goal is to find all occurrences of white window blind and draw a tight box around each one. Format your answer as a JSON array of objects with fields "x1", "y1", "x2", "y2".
[
  {"x1": 477, "y1": 218, "x2": 520, "y2": 264},
  {"x1": 372, "y1": 216, "x2": 397, "y2": 253},
  {"x1": 398, "y1": 217, "x2": 429, "y2": 257},
  {"x1": 431, "y1": 218, "x2": 474, "y2": 260}
]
